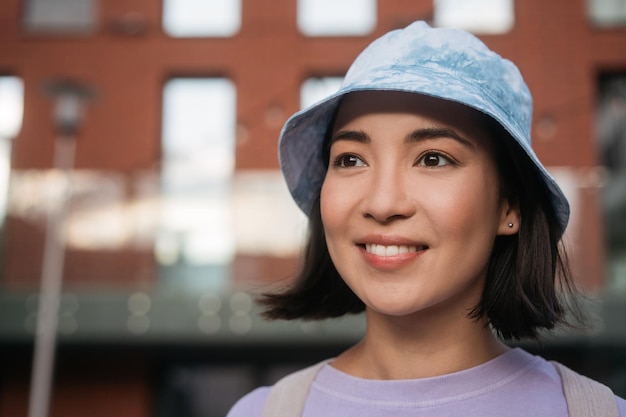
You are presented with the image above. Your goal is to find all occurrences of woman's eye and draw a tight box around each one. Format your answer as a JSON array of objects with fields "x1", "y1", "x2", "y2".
[
  {"x1": 417, "y1": 152, "x2": 452, "y2": 167},
  {"x1": 335, "y1": 154, "x2": 366, "y2": 168}
]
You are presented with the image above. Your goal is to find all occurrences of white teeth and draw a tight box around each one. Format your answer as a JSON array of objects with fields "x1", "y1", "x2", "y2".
[
  {"x1": 386, "y1": 246, "x2": 399, "y2": 256},
  {"x1": 365, "y1": 244, "x2": 420, "y2": 256}
]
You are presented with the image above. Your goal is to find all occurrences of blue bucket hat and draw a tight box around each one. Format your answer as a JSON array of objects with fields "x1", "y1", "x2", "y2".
[{"x1": 278, "y1": 21, "x2": 569, "y2": 234}]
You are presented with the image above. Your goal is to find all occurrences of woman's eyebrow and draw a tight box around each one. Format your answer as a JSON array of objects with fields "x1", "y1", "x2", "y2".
[
  {"x1": 405, "y1": 127, "x2": 475, "y2": 149},
  {"x1": 330, "y1": 129, "x2": 370, "y2": 144},
  {"x1": 330, "y1": 127, "x2": 475, "y2": 148}
]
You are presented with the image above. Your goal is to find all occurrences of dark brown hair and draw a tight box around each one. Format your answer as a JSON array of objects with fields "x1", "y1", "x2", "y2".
[{"x1": 260, "y1": 111, "x2": 582, "y2": 341}]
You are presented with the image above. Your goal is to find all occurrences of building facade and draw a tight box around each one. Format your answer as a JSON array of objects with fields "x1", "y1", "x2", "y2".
[{"x1": 0, "y1": 0, "x2": 625, "y2": 416}]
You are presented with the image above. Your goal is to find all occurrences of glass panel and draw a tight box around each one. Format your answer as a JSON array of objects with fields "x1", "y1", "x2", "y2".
[
  {"x1": 597, "y1": 73, "x2": 626, "y2": 290},
  {"x1": 163, "y1": 0, "x2": 241, "y2": 37},
  {"x1": 300, "y1": 77, "x2": 343, "y2": 109},
  {"x1": 231, "y1": 171, "x2": 306, "y2": 258},
  {"x1": 160, "y1": 78, "x2": 236, "y2": 291},
  {"x1": 23, "y1": 0, "x2": 97, "y2": 33},
  {"x1": 588, "y1": 0, "x2": 626, "y2": 27},
  {"x1": 433, "y1": 0, "x2": 515, "y2": 34},
  {"x1": 5, "y1": 167, "x2": 306, "y2": 289},
  {"x1": 297, "y1": 0, "x2": 377, "y2": 36}
]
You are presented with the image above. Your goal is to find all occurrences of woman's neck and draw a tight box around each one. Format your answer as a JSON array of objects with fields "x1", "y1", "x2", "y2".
[{"x1": 332, "y1": 308, "x2": 509, "y2": 380}]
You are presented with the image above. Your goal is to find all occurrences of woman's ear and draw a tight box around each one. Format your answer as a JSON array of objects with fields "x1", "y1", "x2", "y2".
[{"x1": 498, "y1": 199, "x2": 520, "y2": 235}]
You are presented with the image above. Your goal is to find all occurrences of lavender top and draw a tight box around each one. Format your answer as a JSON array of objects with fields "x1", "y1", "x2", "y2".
[{"x1": 227, "y1": 348, "x2": 626, "y2": 416}]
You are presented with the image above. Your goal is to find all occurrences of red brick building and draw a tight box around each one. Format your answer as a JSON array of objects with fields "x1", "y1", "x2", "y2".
[{"x1": 1, "y1": 0, "x2": 625, "y2": 416}]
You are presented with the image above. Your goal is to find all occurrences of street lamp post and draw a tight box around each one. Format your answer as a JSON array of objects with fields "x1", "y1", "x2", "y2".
[{"x1": 28, "y1": 79, "x2": 95, "y2": 417}]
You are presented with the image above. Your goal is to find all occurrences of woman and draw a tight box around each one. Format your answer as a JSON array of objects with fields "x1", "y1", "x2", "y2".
[{"x1": 227, "y1": 21, "x2": 626, "y2": 416}]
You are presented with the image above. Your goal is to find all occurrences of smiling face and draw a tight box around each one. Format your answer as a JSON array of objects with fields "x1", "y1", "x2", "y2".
[{"x1": 320, "y1": 91, "x2": 519, "y2": 319}]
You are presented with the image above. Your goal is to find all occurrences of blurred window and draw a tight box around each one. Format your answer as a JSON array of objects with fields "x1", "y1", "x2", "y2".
[
  {"x1": 596, "y1": 72, "x2": 626, "y2": 290},
  {"x1": 0, "y1": 76, "x2": 24, "y2": 141},
  {"x1": 23, "y1": 0, "x2": 97, "y2": 33},
  {"x1": 433, "y1": 0, "x2": 515, "y2": 34},
  {"x1": 0, "y1": 76, "x2": 24, "y2": 228},
  {"x1": 300, "y1": 77, "x2": 343, "y2": 109},
  {"x1": 159, "y1": 78, "x2": 236, "y2": 291},
  {"x1": 163, "y1": 0, "x2": 241, "y2": 37},
  {"x1": 297, "y1": 0, "x2": 377, "y2": 36},
  {"x1": 588, "y1": 0, "x2": 626, "y2": 27}
]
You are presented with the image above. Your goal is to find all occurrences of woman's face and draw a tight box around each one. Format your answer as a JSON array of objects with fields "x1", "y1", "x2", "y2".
[{"x1": 320, "y1": 91, "x2": 519, "y2": 319}]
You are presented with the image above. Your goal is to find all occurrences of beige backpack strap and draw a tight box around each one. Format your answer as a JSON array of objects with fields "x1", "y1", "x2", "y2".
[
  {"x1": 552, "y1": 361, "x2": 619, "y2": 417},
  {"x1": 262, "y1": 360, "x2": 330, "y2": 417}
]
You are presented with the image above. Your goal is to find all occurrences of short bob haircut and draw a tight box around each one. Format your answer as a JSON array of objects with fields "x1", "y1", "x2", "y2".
[{"x1": 260, "y1": 104, "x2": 581, "y2": 341}]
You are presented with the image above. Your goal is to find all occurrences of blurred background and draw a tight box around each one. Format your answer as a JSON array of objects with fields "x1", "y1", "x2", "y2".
[{"x1": 0, "y1": 0, "x2": 625, "y2": 415}]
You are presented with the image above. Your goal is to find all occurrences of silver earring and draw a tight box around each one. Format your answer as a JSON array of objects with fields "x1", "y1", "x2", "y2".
[{"x1": 508, "y1": 222, "x2": 514, "y2": 228}]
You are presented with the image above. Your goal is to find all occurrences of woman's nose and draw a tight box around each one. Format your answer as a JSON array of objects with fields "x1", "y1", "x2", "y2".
[{"x1": 361, "y1": 168, "x2": 416, "y2": 223}]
